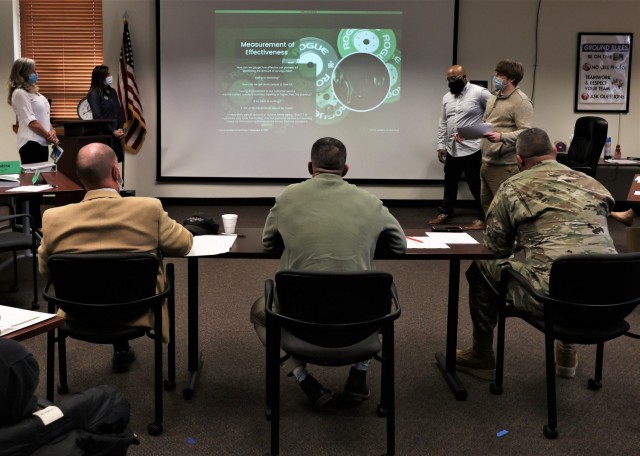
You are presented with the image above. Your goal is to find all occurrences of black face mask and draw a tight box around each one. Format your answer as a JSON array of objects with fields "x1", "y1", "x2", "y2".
[{"x1": 448, "y1": 78, "x2": 465, "y2": 95}]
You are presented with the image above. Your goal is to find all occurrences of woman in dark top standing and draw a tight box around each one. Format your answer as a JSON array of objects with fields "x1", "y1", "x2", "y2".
[{"x1": 87, "y1": 65, "x2": 125, "y2": 162}]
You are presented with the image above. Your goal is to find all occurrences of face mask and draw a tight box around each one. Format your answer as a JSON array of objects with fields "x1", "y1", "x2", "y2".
[
  {"x1": 105, "y1": 76, "x2": 113, "y2": 86},
  {"x1": 493, "y1": 75, "x2": 507, "y2": 91},
  {"x1": 448, "y1": 78, "x2": 465, "y2": 95},
  {"x1": 28, "y1": 73, "x2": 38, "y2": 84}
]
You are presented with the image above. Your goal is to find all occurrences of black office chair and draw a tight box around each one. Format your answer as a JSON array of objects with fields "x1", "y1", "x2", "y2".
[
  {"x1": 557, "y1": 116, "x2": 608, "y2": 177},
  {"x1": 265, "y1": 270, "x2": 401, "y2": 456},
  {"x1": 42, "y1": 252, "x2": 176, "y2": 436},
  {"x1": 490, "y1": 253, "x2": 640, "y2": 439},
  {"x1": 0, "y1": 213, "x2": 39, "y2": 309}
]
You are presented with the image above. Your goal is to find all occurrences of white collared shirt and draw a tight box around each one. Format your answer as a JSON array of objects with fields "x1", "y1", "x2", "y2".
[
  {"x1": 437, "y1": 83, "x2": 491, "y2": 158},
  {"x1": 11, "y1": 88, "x2": 51, "y2": 150}
]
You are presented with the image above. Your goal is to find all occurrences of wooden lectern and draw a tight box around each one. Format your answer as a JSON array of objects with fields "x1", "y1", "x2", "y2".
[{"x1": 57, "y1": 119, "x2": 115, "y2": 185}]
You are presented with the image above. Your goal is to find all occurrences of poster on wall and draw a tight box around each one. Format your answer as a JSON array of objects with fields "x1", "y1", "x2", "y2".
[{"x1": 575, "y1": 33, "x2": 633, "y2": 113}]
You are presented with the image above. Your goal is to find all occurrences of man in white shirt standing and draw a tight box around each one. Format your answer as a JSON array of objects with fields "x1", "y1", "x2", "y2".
[{"x1": 429, "y1": 64, "x2": 491, "y2": 230}]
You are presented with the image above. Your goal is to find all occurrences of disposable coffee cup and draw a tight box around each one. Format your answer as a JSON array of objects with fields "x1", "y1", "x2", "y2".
[{"x1": 222, "y1": 214, "x2": 238, "y2": 234}]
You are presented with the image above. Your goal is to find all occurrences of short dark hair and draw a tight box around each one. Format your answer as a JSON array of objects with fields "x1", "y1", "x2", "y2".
[
  {"x1": 310, "y1": 137, "x2": 347, "y2": 171},
  {"x1": 516, "y1": 128, "x2": 553, "y2": 159},
  {"x1": 495, "y1": 59, "x2": 525, "y2": 85}
]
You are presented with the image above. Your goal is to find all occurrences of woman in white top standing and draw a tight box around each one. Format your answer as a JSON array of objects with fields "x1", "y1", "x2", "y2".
[{"x1": 7, "y1": 57, "x2": 58, "y2": 165}]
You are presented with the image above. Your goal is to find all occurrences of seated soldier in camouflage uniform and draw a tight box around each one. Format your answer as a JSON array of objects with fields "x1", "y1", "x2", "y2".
[{"x1": 457, "y1": 127, "x2": 617, "y2": 380}]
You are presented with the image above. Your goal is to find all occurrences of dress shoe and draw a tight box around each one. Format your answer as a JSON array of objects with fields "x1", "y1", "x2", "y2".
[
  {"x1": 611, "y1": 209, "x2": 634, "y2": 227},
  {"x1": 344, "y1": 367, "x2": 370, "y2": 401},
  {"x1": 463, "y1": 219, "x2": 485, "y2": 230},
  {"x1": 456, "y1": 347, "x2": 495, "y2": 381},
  {"x1": 429, "y1": 213, "x2": 450, "y2": 225},
  {"x1": 112, "y1": 347, "x2": 136, "y2": 373},
  {"x1": 299, "y1": 374, "x2": 333, "y2": 409}
]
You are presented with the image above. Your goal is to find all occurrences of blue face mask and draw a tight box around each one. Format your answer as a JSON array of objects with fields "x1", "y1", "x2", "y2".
[
  {"x1": 28, "y1": 72, "x2": 38, "y2": 84},
  {"x1": 493, "y1": 75, "x2": 506, "y2": 91}
]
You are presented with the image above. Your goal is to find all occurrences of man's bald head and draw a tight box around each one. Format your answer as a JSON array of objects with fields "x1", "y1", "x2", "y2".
[
  {"x1": 448, "y1": 64, "x2": 466, "y2": 77},
  {"x1": 76, "y1": 143, "x2": 120, "y2": 190}
]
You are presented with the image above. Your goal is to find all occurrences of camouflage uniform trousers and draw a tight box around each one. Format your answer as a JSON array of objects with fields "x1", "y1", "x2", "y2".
[{"x1": 466, "y1": 257, "x2": 544, "y2": 339}]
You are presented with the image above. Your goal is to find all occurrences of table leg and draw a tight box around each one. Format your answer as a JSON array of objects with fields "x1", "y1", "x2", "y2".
[
  {"x1": 47, "y1": 328, "x2": 55, "y2": 401},
  {"x1": 435, "y1": 259, "x2": 468, "y2": 400},
  {"x1": 183, "y1": 256, "x2": 204, "y2": 399}
]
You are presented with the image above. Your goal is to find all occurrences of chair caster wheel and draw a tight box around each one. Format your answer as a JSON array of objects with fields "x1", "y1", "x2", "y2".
[
  {"x1": 376, "y1": 405, "x2": 388, "y2": 417},
  {"x1": 57, "y1": 383, "x2": 69, "y2": 395},
  {"x1": 588, "y1": 378, "x2": 602, "y2": 390},
  {"x1": 147, "y1": 423, "x2": 163, "y2": 436},
  {"x1": 182, "y1": 388, "x2": 194, "y2": 400},
  {"x1": 490, "y1": 383, "x2": 503, "y2": 395},
  {"x1": 543, "y1": 425, "x2": 558, "y2": 439},
  {"x1": 31, "y1": 302, "x2": 39, "y2": 309},
  {"x1": 164, "y1": 379, "x2": 176, "y2": 391}
]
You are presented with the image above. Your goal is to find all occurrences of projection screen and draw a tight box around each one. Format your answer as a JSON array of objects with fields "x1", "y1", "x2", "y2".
[{"x1": 157, "y1": 0, "x2": 455, "y2": 182}]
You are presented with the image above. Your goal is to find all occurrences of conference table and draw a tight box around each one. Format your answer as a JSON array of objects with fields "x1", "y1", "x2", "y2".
[
  {"x1": 0, "y1": 171, "x2": 84, "y2": 230},
  {"x1": 0, "y1": 171, "x2": 84, "y2": 200},
  {"x1": 596, "y1": 159, "x2": 640, "y2": 203},
  {"x1": 626, "y1": 174, "x2": 640, "y2": 203},
  {"x1": 3, "y1": 315, "x2": 65, "y2": 402},
  {"x1": 182, "y1": 227, "x2": 494, "y2": 401}
]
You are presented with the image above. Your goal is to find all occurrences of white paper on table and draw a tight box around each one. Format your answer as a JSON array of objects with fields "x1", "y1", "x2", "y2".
[
  {"x1": 406, "y1": 236, "x2": 450, "y2": 249},
  {"x1": 6, "y1": 184, "x2": 54, "y2": 193},
  {"x1": 456, "y1": 123, "x2": 492, "y2": 140},
  {"x1": 0, "y1": 305, "x2": 55, "y2": 336},
  {"x1": 186, "y1": 234, "x2": 237, "y2": 256},
  {"x1": 604, "y1": 159, "x2": 640, "y2": 165},
  {"x1": 635, "y1": 191, "x2": 640, "y2": 196},
  {"x1": 424, "y1": 232, "x2": 479, "y2": 244}
]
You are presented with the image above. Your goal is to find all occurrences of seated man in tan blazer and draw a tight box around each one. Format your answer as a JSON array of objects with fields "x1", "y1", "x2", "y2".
[{"x1": 38, "y1": 142, "x2": 193, "y2": 372}]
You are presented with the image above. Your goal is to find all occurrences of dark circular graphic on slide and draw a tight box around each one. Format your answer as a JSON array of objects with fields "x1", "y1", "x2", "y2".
[{"x1": 332, "y1": 52, "x2": 391, "y2": 112}]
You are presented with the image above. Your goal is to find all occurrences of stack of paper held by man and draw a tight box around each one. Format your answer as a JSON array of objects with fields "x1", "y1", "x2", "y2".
[{"x1": 0, "y1": 305, "x2": 55, "y2": 336}]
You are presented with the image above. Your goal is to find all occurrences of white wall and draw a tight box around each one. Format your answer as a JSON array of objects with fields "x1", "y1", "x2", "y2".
[
  {"x1": 1, "y1": 0, "x2": 639, "y2": 201},
  {"x1": 458, "y1": 0, "x2": 640, "y2": 155}
]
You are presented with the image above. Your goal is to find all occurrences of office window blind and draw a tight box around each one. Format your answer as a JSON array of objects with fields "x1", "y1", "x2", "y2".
[{"x1": 19, "y1": 0, "x2": 103, "y2": 120}]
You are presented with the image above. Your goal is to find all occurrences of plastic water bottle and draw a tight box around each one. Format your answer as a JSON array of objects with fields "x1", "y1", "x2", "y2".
[
  {"x1": 603, "y1": 137, "x2": 612, "y2": 160},
  {"x1": 615, "y1": 144, "x2": 622, "y2": 160}
]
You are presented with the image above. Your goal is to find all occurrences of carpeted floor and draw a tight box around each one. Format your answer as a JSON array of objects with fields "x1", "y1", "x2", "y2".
[{"x1": 4, "y1": 202, "x2": 640, "y2": 455}]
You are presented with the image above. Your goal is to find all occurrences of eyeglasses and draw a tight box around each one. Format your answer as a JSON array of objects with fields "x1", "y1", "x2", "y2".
[{"x1": 447, "y1": 76, "x2": 464, "y2": 82}]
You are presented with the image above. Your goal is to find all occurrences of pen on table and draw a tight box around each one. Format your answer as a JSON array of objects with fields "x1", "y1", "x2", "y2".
[
  {"x1": 220, "y1": 233, "x2": 246, "y2": 238},
  {"x1": 406, "y1": 236, "x2": 423, "y2": 243}
]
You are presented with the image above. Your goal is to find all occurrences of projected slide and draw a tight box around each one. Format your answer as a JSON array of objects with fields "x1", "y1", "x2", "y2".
[
  {"x1": 214, "y1": 12, "x2": 402, "y2": 134},
  {"x1": 158, "y1": 0, "x2": 454, "y2": 181}
]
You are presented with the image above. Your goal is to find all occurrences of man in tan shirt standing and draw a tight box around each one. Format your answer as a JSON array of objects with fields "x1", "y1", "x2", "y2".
[
  {"x1": 480, "y1": 59, "x2": 534, "y2": 213},
  {"x1": 38, "y1": 142, "x2": 193, "y2": 372}
]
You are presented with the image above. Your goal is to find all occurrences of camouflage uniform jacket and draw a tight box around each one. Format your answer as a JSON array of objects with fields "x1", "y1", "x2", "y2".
[{"x1": 481, "y1": 159, "x2": 616, "y2": 312}]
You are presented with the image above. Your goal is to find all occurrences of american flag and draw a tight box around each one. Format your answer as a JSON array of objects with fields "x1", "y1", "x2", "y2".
[{"x1": 118, "y1": 20, "x2": 146, "y2": 153}]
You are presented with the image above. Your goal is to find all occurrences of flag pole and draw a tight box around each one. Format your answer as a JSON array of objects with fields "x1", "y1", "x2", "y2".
[{"x1": 120, "y1": 10, "x2": 129, "y2": 184}]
